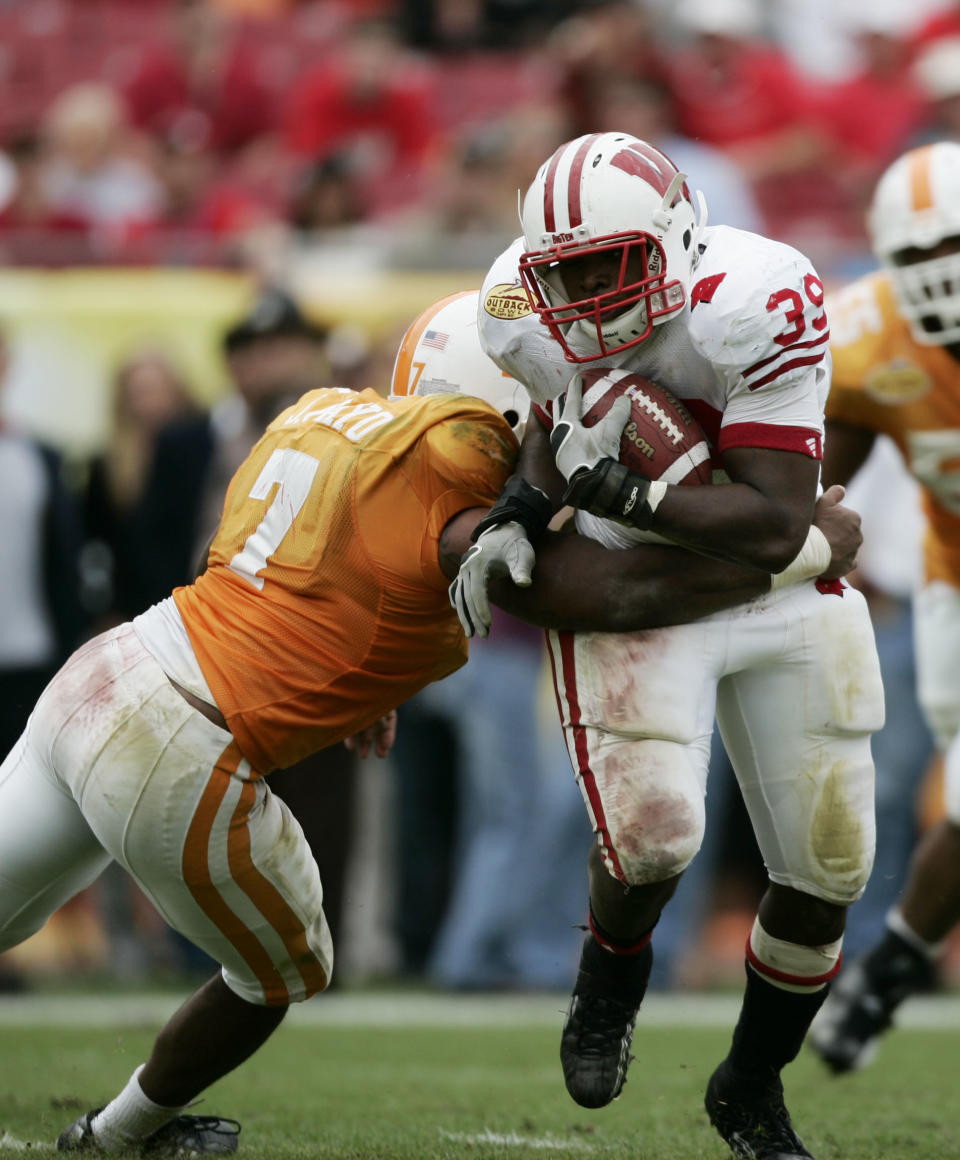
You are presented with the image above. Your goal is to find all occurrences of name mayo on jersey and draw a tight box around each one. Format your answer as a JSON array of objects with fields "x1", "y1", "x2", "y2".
[
  {"x1": 174, "y1": 387, "x2": 516, "y2": 773},
  {"x1": 479, "y1": 230, "x2": 828, "y2": 458},
  {"x1": 827, "y1": 272, "x2": 960, "y2": 586},
  {"x1": 281, "y1": 388, "x2": 396, "y2": 442}
]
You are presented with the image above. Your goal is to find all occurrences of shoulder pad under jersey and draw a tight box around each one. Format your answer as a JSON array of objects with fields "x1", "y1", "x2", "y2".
[
  {"x1": 478, "y1": 239, "x2": 575, "y2": 407},
  {"x1": 686, "y1": 226, "x2": 829, "y2": 388}
]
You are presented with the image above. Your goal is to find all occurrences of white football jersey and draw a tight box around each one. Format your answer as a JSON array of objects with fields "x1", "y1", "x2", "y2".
[{"x1": 479, "y1": 227, "x2": 830, "y2": 461}]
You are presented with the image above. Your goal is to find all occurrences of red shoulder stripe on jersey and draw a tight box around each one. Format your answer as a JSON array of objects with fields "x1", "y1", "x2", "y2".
[
  {"x1": 719, "y1": 421, "x2": 822, "y2": 458},
  {"x1": 566, "y1": 134, "x2": 602, "y2": 229},
  {"x1": 742, "y1": 331, "x2": 830, "y2": 378},
  {"x1": 746, "y1": 352, "x2": 826, "y2": 391}
]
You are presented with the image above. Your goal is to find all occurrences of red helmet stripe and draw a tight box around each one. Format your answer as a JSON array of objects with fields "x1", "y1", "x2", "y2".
[
  {"x1": 566, "y1": 133, "x2": 603, "y2": 229},
  {"x1": 542, "y1": 145, "x2": 564, "y2": 233},
  {"x1": 611, "y1": 142, "x2": 690, "y2": 203}
]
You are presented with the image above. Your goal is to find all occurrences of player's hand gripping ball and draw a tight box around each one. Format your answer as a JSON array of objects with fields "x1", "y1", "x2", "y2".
[{"x1": 575, "y1": 367, "x2": 712, "y2": 484}]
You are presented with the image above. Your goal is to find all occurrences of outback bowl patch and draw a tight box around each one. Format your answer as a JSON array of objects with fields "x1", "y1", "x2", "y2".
[
  {"x1": 864, "y1": 361, "x2": 931, "y2": 404},
  {"x1": 484, "y1": 283, "x2": 533, "y2": 320}
]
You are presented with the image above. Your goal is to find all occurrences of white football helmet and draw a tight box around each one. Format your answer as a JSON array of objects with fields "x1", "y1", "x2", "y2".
[
  {"x1": 868, "y1": 142, "x2": 960, "y2": 346},
  {"x1": 390, "y1": 289, "x2": 529, "y2": 435},
  {"x1": 519, "y1": 132, "x2": 707, "y2": 363}
]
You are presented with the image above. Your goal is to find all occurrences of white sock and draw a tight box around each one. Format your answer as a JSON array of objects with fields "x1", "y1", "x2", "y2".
[
  {"x1": 91, "y1": 1065, "x2": 186, "y2": 1151},
  {"x1": 887, "y1": 907, "x2": 944, "y2": 961}
]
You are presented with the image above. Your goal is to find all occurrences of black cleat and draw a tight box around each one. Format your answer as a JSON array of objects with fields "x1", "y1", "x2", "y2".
[
  {"x1": 559, "y1": 934, "x2": 651, "y2": 1109},
  {"x1": 57, "y1": 1109, "x2": 240, "y2": 1156},
  {"x1": 705, "y1": 1060, "x2": 813, "y2": 1160},
  {"x1": 809, "y1": 935, "x2": 937, "y2": 1074},
  {"x1": 56, "y1": 1108, "x2": 103, "y2": 1151},
  {"x1": 561, "y1": 991, "x2": 638, "y2": 1108}
]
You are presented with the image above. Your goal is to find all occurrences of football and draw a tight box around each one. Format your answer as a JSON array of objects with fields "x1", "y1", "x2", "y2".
[{"x1": 578, "y1": 367, "x2": 713, "y2": 485}]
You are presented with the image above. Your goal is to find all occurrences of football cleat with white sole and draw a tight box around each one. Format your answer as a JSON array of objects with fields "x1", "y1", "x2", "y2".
[
  {"x1": 705, "y1": 1060, "x2": 813, "y2": 1160},
  {"x1": 57, "y1": 1109, "x2": 240, "y2": 1156},
  {"x1": 559, "y1": 934, "x2": 651, "y2": 1109},
  {"x1": 809, "y1": 934, "x2": 937, "y2": 1074}
]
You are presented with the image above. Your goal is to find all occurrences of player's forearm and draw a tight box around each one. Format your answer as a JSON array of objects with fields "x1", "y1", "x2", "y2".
[
  {"x1": 649, "y1": 482, "x2": 812, "y2": 574},
  {"x1": 490, "y1": 531, "x2": 770, "y2": 633}
]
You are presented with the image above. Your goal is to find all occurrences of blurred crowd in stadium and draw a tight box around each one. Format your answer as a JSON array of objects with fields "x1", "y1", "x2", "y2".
[{"x1": 2, "y1": 0, "x2": 960, "y2": 997}]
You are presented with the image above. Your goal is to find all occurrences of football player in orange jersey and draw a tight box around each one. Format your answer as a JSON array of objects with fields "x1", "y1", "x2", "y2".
[
  {"x1": 0, "y1": 291, "x2": 859, "y2": 1156},
  {"x1": 810, "y1": 142, "x2": 960, "y2": 1074}
]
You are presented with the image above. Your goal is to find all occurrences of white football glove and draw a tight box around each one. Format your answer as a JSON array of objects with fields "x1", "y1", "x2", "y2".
[
  {"x1": 449, "y1": 521, "x2": 535, "y2": 639},
  {"x1": 550, "y1": 373, "x2": 632, "y2": 483}
]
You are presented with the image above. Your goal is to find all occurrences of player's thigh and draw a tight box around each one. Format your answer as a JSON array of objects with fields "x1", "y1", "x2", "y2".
[
  {"x1": 718, "y1": 584, "x2": 883, "y2": 905},
  {"x1": 116, "y1": 736, "x2": 332, "y2": 1008},
  {"x1": 547, "y1": 620, "x2": 720, "y2": 739},
  {"x1": 548, "y1": 624, "x2": 717, "y2": 884},
  {"x1": 0, "y1": 729, "x2": 110, "y2": 948},
  {"x1": 914, "y1": 580, "x2": 960, "y2": 750},
  {"x1": 49, "y1": 625, "x2": 332, "y2": 1007}
]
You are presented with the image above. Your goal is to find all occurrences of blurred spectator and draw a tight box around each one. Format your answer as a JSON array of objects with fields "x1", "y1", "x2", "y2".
[
  {"x1": 147, "y1": 123, "x2": 284, "y2": 265},
  {"x1": 664, "y1": 0, "x2": 842, "y2": 248},
  {"x1": 122, "y1": 0, "x2": 277, "y2": 155},
  {"x1": 812, "y1": 9, "x2": 928, "y2": 225},
  {"x1": 385, "y1": 121, "x2": 529, "y2": 270},
  {"x1": 0, "y1": 324, "x2": 86, "y2": 761},
  {"x1": 912, "y1": 37, "x2": 960, "y2": 144},
  {"x1": 135, "y1": 287, "x2": 329, "y2": 599},
  {"x1": 0, "y1": 132, "x2": 60, "y2": 234},
  {"x1": 400, "y1": 0, "x2": 574, "y2": 51},
  {"x1": 288, "y1": 153, "x2": 369, "y2": 235},
  {"x1": 282, "y1": 17, "x2": 440, "y2": 217},
  {"x1": 912, "y1": 1, "x2": 960, "y2": 47},
  {"x1": 589, "y1": 75, "x2": 763, "y2": 232},
  {"x1": 542, "y1": 0, "x2": 666, "y2": 138},
  {"x1": 82, "y1": 347, "x2": 199, "y2": 628},
  {"x1": 40, "y1": 82, "x2": 163, "y2": 233}
]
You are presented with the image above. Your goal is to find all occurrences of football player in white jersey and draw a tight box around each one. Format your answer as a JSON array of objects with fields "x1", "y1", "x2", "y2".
[{"x1": 453, "y1": 132, "x2": 885, "y2": 1160}]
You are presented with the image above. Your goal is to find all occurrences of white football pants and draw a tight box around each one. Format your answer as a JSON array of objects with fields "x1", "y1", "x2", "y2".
[
  {"x1": 547, "y1": 579, "x2": 884, "y2": 905},
  {"x1": 0, "y1": 623, "x2": 332, "y2": 1006}
]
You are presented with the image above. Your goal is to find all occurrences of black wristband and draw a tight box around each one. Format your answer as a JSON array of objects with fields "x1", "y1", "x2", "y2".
[
  {"x1": 562, "y1": 459, "x2": 658, "y2": 530},
  {"x1": 471, "y1": 473, "x2": 554, "y2": 542}
]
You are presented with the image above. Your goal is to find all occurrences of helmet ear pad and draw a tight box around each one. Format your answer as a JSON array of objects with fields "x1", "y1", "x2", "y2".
[{"x1": 519, "y1": 133, "x2": 703, "y2": 362}]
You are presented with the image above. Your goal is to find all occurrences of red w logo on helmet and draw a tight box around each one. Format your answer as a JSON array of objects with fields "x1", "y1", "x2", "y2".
[{"x1": 611, "y1": 142, "x2": 691, "y2": 205}]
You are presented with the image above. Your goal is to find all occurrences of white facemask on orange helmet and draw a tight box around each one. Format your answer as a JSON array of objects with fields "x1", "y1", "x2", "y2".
[
  {"x1": 390, "y1": 290, "x2": 529, "y2": 436},
  {"x1": 519, "y1": 132, "x2": 707, "y2": 363},
  {"x1": 869, "y1": 142, "x2": 960, "y2": 346}
]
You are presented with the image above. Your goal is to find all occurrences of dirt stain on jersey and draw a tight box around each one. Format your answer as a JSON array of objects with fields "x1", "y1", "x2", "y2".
[{"x1": 449, "y1": 420, "x2": 517, "y2": 469}]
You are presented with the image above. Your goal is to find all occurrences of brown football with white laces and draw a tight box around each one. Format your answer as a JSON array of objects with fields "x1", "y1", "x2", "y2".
[{"x1": 576, "y1": 367, "x2": 713, "y2": 484}]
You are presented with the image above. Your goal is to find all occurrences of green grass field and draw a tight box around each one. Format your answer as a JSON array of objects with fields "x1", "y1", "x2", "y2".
[{"x1": 1, "y1": 993, "x2": 958, "y2": 1159}]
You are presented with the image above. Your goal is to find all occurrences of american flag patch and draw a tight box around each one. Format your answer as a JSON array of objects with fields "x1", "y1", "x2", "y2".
[{"x1": 423, "y1": 330, "x2": 449, "y2": 351}]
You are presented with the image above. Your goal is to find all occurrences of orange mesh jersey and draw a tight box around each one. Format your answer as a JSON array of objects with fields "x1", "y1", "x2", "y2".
[
  {"x1": 826, "y1": 272, "x2": 960, "y2": 587},
  {"x1": 175, "y1": 387, "x2": 517, "y2": 773}
]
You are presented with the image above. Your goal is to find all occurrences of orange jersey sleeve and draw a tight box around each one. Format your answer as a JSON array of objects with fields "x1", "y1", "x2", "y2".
[
  {"x1": 174, "y1": 387, "x2": 517, "y2": 772},
  {"x1": 826, "y1": 272, "x2": 960, "y2": 586}
]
